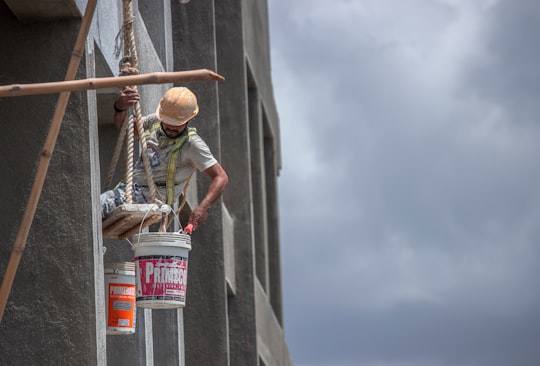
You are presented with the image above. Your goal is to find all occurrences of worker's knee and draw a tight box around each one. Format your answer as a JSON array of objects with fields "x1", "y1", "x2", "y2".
[
  {"x1": 100, "y1": 183, "x2": 147, "y2": 219},
  {"x1": 100, "y1": 185, "x2": 126, "y2": 219}
]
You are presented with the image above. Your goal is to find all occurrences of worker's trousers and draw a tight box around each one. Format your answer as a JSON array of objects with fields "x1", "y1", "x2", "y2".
[{"x1": 100, "y1": 183, "x2": 147, "y2": 219}]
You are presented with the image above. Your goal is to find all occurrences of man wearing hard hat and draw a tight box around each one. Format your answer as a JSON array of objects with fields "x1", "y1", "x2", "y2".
[{"x1": 101, "y1": 86, "x2": 228, "y2": 232}]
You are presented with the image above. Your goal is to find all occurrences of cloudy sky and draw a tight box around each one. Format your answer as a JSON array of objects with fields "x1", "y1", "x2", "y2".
[{"x1": 268, "y1": 1, "x2": 540, "y2": 365}]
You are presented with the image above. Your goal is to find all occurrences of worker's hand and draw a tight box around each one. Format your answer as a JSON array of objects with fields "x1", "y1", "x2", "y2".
[
  {"x1": 115, "y1": 87, "x2": 140, "y2": 111},
  {"x1": 188, "y1": 205, "x2": 210, "y2": 232}
]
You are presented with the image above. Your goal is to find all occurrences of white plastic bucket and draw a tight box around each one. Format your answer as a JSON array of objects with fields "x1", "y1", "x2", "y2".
[
  {"x1": 104, "y1": 262, "x2": 136, "y2": 335},
  {"x1": 132, "y1": 232, "x2": 192, "y2": 309}
]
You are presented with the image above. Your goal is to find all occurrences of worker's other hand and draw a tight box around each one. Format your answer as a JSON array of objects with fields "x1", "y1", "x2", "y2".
[
  {"x1": 188, "y1": 205, "x2": 209, "y2": 232},
  {"x1": 116, "y1": 87, "x2": 140, "y2": 110}
]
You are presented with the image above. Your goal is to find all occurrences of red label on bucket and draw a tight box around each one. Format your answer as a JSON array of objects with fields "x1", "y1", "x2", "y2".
[
  {"x1": 135, "y1": 257, "x2": 188, "y2": 301},
  {"x1": 107, "y1": 283, "x2": 136, "y2": 328}
]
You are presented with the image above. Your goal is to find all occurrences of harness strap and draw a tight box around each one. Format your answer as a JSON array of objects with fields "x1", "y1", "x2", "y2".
[
  {"x1": 166, "y1": 129, "x2": 197, "y2": 205},
  {"x1": 143, "y1": 120, "x2": 162, "y2": 135}
]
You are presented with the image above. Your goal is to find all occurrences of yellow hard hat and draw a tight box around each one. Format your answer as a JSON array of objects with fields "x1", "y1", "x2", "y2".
[{"x1": 156, "y1": 87, "x2": 199, "y2": 126}]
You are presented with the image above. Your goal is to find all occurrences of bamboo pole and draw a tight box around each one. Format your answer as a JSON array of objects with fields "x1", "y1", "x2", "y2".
[
  {"x1": 0, "y1": 0, "x2": 98, "y2": 322},
  {"x1": 0, "y1": 70, "x2": 225, "y2": 97}
]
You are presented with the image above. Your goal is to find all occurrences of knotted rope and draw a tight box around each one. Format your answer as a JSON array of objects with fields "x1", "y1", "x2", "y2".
[{"x1": 106, "y1": 0, "x2": 161, "y2": 204}]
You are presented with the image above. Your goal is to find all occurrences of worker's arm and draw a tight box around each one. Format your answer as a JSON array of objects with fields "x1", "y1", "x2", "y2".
[
  {"x1": 188, "y1": 162, "x2": 229, "y2": 231},
  {"x1": 113, "y1": 87, "x2": 140, "y2": 133}
]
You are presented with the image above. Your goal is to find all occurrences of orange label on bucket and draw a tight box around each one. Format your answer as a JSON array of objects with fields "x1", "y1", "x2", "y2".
[
  {"x1": 107, "y1": 283, "x2": 136, "y2": 328},
  {"x1": 135, "y1": 257, "x2": 188, "y2": 301}
]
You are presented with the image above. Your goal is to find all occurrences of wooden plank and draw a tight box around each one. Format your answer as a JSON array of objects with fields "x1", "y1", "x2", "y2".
[{"x1": 102, "y1": 204, "x2": 163, "y2": 239}]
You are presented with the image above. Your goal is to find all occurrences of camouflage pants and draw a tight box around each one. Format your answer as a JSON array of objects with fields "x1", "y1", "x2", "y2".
[{"x1": 100, "y1": 183, "x2": 147, "y2": 219}]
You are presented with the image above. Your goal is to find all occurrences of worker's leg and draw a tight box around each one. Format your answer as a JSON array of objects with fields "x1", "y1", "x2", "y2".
[
  {"x1": 100, "y1": 183, "x2": 147, "y2": 219},
  {"x1": 100, "y1": 184, "x2": 126, "y2": 219}
]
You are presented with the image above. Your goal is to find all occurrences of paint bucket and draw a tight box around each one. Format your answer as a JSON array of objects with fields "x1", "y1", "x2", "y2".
[
  {"x1": 104, "y1": 262, "x2": 136, "y2": 335},
  {"x1": 132, "y1": 232, "x2": 191, "y2": 309}
]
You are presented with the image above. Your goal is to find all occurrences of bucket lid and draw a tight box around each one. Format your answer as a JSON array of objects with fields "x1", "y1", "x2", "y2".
[
  {"x1": 104, "y1": 262, "x2": 135, "y2": 273},
  {"x1": 132, "y1": 232, "x2": 191, "y2": 246}
]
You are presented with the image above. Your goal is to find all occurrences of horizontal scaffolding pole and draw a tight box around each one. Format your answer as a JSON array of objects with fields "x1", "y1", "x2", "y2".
[{"x1": 0, "y1": 69, "x2": 225, "y2": 97}]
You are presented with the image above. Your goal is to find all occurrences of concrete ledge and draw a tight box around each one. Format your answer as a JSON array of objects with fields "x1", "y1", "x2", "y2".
[
  {"x1": 5, "y1": 0, "x2": 80, "y2": 23},
  {"x1": 255, "y1": 280, "x2": 292, "y2": 366},
  {"x1": 223, "y1": 204, "x2": 236, "y2": 295}
]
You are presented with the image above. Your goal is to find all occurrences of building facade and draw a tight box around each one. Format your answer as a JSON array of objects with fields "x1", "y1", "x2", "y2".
[{"x1": 0, "y1": 0, "x2": 290, "y2": 365}]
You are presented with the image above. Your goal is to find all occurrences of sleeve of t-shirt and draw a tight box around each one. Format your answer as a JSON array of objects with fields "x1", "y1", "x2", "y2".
[
  {"x1": 142, "y1": 113, "x2": 158, "y2": 130},
  {"x1": 184, "y1": 134, "x2": 218, "y2": 172}
]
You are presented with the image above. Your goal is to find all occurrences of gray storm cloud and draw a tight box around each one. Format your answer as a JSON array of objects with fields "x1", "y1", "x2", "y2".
[{"x1": 270, "y1": 0, "x2": 540, "y2": 365}]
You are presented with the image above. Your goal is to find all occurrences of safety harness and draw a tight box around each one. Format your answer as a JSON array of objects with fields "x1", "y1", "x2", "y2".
[{"x1": 143, "y1": 121, "x2": 198, "y2": 206}]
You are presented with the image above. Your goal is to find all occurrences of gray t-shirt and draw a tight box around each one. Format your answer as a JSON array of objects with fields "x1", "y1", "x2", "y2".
[{"x1": 133, "y1": 114, "x2": 217, "y2": 202}]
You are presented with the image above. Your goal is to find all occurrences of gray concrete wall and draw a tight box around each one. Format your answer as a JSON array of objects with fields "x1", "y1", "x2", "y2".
[
  {"x1": 0, "y1": 2, "x2": 102, "y2": 364},
  {"x1": 216, "y1": 0, "x2": 260, "y2": 364},
  {"x1": 171, "y1": 1, "x2": 230, "y2": 365},
  {"x1": 243, "y1": 0, "x2": 281, "y2": 165}
]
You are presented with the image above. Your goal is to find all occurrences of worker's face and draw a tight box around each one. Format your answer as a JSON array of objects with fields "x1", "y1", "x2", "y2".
[{"x1": 161, "y1": 122, "x2": 187, "y2": 138}]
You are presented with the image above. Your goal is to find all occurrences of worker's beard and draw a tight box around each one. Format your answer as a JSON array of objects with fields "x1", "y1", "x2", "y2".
[
  {"x1": 164, "y1": 128, "x2": 181, "y2": 138},
  {"x1": 161, "y1": 123, "x2": 187, "y2": 138}
]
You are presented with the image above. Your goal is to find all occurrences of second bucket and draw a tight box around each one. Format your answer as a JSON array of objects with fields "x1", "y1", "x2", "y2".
[
  {"x1": 132, "y1": 232, "x2": 192, "y2": 309},
  {"x1": 104, "y1": 262, "x2": 136, "y2": 335}
]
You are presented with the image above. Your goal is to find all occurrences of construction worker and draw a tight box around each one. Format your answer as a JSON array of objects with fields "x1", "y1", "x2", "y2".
[{"x1": 100, "y1": 86, "x2": 228, "y2": 232}]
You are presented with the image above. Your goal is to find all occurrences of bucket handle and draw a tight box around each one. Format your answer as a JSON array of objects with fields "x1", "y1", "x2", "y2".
[
  {"x1": 157, "y1": 200, "x2": 192, "y2": 235},
  {"x1": 128, "y1": 201, "x2": 191, "y2": 245},
  {"x1": 123, "y1": 202, "x2": 172, "y2": 247}
]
